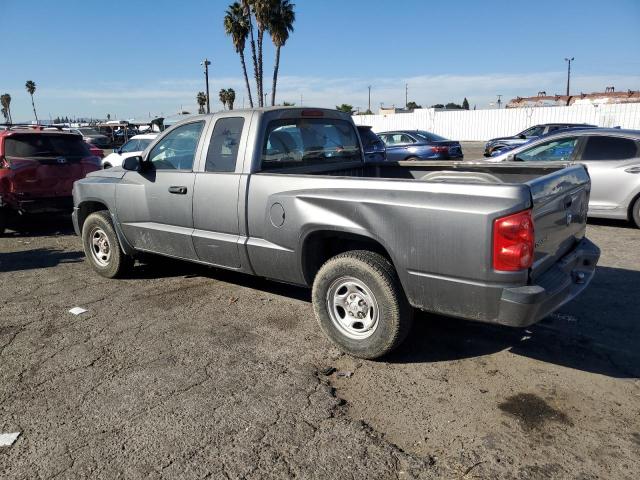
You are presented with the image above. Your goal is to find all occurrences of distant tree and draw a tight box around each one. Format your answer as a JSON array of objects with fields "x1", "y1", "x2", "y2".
[
  {"x1": 445, "y1": 102, "x2": 463, "y2": 109},
  {"x1": 282, "y1": 101, "x2": 295, "y2": 106},
  {"x1": 364, "y1": 109, "x2": 372, "y2": 115},
  {"x1": 219, "y1": 89, "x2": 228, "y2": 109},
  {"x1": 462, "y1": 97, "x2": 469, "y2": 110},
  {"x1": 335, "y1": 104, "x2": 354, "y2": 113},
  {"x1": 107, "y1": 114, "x2": 111, "y2": 121},
  {"x1": 196, "y1": 91, "x2": 207, "y2": 114},
  {"x1": 268, "y1": 0, "x2": 295, "y2": 106},
  {"x1": 227, "y1": 88, "x2": 236, "y2": 110},
  {"x1": 406, "y1": 101, "x2": 422, "y2": 109},
  {"x1": 431, "y1": 104, "x2": 444, "y2": 109},
  {"x1": 25, "y1": 80, "x2": 38, "y2": 123},
  {"x1": 224, "y1": 2, "x2": 253, "y2": 107},
  {"x1": 1, "y1": 94, "x2": 13, "y2": 124}
]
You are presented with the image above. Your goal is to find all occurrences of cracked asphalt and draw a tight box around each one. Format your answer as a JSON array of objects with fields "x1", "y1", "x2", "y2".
[{"x1": 1, "y1": 215, "x2": 639, "y2": 479}]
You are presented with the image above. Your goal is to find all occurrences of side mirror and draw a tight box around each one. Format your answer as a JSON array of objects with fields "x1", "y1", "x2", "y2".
[{"x1": 122, "y1": 155, "x2": 145, "y2": 171}]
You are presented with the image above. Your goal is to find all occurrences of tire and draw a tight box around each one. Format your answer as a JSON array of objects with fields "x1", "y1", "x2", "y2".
[
  {"x1": 405, "y1": 156, "x2": 420, "y2": 161},
  {"x1": 81, "y1": 210, "x2": 133, "y2": 278},
  {"x1": 312, "y1": 250, "x2": 413, "y2": 359},
  {"x1": 631, "y1": 196, "x2": 640, "y2": 228},
  {"x1": 103, "y1": 163, "x2": 112, "y2": 169}
]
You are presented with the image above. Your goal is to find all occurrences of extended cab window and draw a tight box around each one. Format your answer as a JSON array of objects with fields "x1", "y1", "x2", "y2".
[
  {"x1": 261, "y1": 118, "x2": 360, "y2": 170},
  {"x1": 517, "y1": 137, "x2": 578, "y2": 162},
  {"x1": 205, "y1": 117, "x2": 244, "y2": 172},
  {"x1": 581, "y1": 136, "x2": 638, "y2": 161},
  {"x1": 148, "y1": 121, "x2": 204, "y2": 171}
]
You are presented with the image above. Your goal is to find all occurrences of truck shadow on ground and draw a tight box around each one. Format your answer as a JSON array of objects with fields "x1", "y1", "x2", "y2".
[
  {"x1": 134, "y1": 258, "x2": 638, "y2": 379},
  {"x1": 388, "y1": 265, "x2": 639, "y2": 379},
  {"x1": 0, "y1": 248, "x2": 84, "y2": 272}
]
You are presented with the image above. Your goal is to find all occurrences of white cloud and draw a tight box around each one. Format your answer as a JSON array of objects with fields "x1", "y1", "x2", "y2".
[{"x1": 8, "y1": 71, "x2": 639, "y2": 120}]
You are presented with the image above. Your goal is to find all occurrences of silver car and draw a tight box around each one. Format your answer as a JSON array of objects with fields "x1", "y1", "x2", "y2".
[{"x1": 485, "y1": 128, "x2": 640, "y2": 227}]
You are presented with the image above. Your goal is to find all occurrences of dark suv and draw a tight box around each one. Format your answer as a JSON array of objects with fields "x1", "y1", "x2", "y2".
[
  {"x1": 0, "y1": 126, "x2": 101, "y2": 234},
  {"x1": 484, "y1": 123, "x2": 596, "y2": 156}
]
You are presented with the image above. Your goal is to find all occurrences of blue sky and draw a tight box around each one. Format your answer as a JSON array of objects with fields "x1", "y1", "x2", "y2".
[{"x1": 2, "y1": 0, "x2": 639, "y2": 121}]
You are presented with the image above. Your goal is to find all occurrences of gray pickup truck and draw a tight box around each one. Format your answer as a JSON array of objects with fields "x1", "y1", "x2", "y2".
[{"x1": 73, "y1": 108, "x2": 600, "y2": 359}]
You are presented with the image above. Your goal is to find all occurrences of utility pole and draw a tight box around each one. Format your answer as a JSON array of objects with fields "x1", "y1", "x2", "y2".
[
  {"x1": 565, "y1": 57, "x2": 574, "y2": 96},
  {"x1": 405, "y1": 83, "x2": 408, "y2": 108},
  {"x1": 497, "y1": 95, "x2": 502, "y2": 109},
  {"x1": 300, "y1": 93, "x2": 303, "y2": 106},
  {"x1": 368, "y1": 85, "x2": 372, "y2": 113},
  {"x1": 201, "y1": 58, "x2": 212, "y2": 113}
]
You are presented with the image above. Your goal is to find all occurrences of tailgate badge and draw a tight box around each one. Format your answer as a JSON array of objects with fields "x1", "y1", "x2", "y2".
[{"x1": 56, "y1": 157, "x2": 67, "y2": 164}]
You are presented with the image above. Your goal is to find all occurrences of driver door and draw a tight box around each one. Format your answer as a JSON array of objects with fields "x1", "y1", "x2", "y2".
[{"x1": 116, "y1": 121, "x2": 205, "y2": 260}]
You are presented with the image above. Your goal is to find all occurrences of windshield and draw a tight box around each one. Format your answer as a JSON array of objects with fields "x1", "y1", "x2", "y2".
[
  {"x1": 79, "y1": 128, "x2": 101, "y2": 136},
  {"x1": 414, "y1": 130, "x2": 447, "y2": 142},
  {"x1": 5, "y1": 134, "x2": 90, "y2": 158},
  {"x1": 261, "y1": 118, "x2": 361, "y2": 170}
]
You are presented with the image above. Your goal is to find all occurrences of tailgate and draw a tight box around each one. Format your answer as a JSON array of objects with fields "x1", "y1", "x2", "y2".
[{"x1": 527, "y1": 164, "x2": 591, "y2": 280}]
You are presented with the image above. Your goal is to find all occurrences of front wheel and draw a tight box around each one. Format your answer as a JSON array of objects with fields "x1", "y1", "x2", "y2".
[
  {"x1": 631, "y1": 196, "x2": 640, "y2": 228},
  {"x1": 81, "y1": 211, "x2": 133, "y2": 278},
  {"x1": 312, "y1": 250, "x2": 413, "y2": 359}
]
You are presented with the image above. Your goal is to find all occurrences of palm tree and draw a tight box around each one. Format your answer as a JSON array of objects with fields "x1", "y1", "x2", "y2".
[
  {"x1": 242, "y1": 0, "x2": 260, "y2": 106},
  {"x1": 268, "y1": 0, "x2": 295, "y2": 106},
  {"x1": 226, "y1": 88, "x2": 236, "y2": 110},
  {"x1": 1, "y1": 94, "x2": 12, "y2": 124},
  {"x1": 219, "y1": 89, "x2": 228, "y2": 110},
  {"x1": 196, "y1": 91, "x2": 207, "y2": 114},
  {"x1": 251, "y1": 0, "x2": 275, "y2": 107},
  {"x1": 25, "y1": 80, "x2": 38, "y2": 123},
  {"x1": 224, "y1": 2, "x2": 253, "y2": 108}
]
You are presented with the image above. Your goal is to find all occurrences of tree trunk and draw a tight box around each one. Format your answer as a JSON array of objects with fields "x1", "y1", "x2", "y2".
[
  {"x1": 240, "y1": 50, "x2": 254, "y2": 108},
  {"x1": 271, "y1": 46, "x2": 281, "y2": 106},
  {"x1": 257, "y1": 29, "x2": 264, "y2": 107},
  {"x1": 30, "y1": 95, "x2": 38, "y2": 124},
  {"x1": 248, "y1": 18, "x2": 260, "y2": 107}
]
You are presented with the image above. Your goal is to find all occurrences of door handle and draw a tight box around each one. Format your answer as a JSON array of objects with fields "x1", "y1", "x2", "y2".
[
  {"x1": 168, "y1": 186, "x2": 188, "y2": 194},
  {"x1": 624, "y1": 166, "x2": 640, "y2": 174}
]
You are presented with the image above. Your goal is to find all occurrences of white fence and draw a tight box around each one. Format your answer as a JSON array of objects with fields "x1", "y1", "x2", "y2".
[{"x1": 352, "y1": 103, "x2": 640, "y2": 141}]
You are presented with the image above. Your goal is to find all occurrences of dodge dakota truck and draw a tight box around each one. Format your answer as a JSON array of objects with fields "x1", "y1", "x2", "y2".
[{"x1": 72, "y1": 108, "x2": 600, "y2": 359}]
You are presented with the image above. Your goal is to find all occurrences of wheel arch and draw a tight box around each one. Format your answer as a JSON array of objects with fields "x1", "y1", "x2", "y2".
[{"x1": 300, "y1": 229, "x2": 397, "y2": 286}]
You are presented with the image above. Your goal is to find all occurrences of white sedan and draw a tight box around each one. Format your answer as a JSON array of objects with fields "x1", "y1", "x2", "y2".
[{"x1": 102, "y1": 133, "x2": 158, "y2": 168}]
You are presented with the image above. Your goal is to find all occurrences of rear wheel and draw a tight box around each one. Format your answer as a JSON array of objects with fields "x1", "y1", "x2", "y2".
[
  {"x1": 405, "y1": 156, "x2": 420, "y2": 161},
  {"x1": 82, "y1": 210, "x2": 133, "y2": 278},
  {"x1": 312, "y1": 250, "x2": 413, "y2": 359},
  {"x1": 103, "y1": 163, "x2": 112, "y2": 169},
  {"x1": 631, "y1": 196, "x2": 640, "y2": 228}
]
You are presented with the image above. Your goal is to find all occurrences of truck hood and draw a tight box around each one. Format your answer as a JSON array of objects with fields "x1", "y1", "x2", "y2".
[{"x1": 86, "y1": 166, "x2": 127, "y2": 179}]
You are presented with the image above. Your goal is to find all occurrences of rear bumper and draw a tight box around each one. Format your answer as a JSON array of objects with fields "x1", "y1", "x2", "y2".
[
  {"x1": 405, "y1": 237, "x2": 600, "y2": 328},
  {"x1": 496, "y1": 238, "x2": 600, "y2": 327}
]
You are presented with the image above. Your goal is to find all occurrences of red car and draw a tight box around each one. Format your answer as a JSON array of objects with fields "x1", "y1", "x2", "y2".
[
  {"x1": 87, "y1": 143, "x2": 104, "y2": 158},
  {"x1": 0, "y1": 126, "x2": 101, "y2": 234}
]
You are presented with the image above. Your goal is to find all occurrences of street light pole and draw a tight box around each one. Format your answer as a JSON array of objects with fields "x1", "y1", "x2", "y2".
[
  {"x1": 565, "y1": 57, "x2": 574, "y2": 96},
  {"x1": 368, "y1": 85, "x2": 371, "y2": 113},
  {"x1": 201, "y1": 58, "x2": 212, "y2": 113},
  {"x1": 405, "y1": 83, "x2": 408, "y2": 109}
]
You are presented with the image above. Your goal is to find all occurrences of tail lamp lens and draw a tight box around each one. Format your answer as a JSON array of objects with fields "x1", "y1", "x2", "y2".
[
  {"x1": 493, "y1": 209, "x2": 534, "y2": 271},
  {"x1": 431, "y1": 146, "x2": 449, "y2": 153}
]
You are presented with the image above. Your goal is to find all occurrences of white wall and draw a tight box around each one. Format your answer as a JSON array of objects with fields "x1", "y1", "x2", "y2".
[{"x1": 352, "y1": 103, "x2": 640, "y2": 141}]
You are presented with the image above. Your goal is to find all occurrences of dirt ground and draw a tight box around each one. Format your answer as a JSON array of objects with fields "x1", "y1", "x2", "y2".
[{"x1": 0, "y1": 213, "x2": 638, "y2": 479}]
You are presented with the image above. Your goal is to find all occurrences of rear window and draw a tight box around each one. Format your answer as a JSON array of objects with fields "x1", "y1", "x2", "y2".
[
  {"x1": 261, "y1": 118, "x2": 360, "y2": 170},
  {"x1": 4, "y1": 134, "x2": 90, "y2": 158},
  {"x1": 414, "y1": 130, "x2": 447, "y2": 142},
  {"x1": 357, "y1": 127, "x2": 382, "y2": 149},
  {"x1": 581, "y1": 136, "x2": 638, "y2": 161}
]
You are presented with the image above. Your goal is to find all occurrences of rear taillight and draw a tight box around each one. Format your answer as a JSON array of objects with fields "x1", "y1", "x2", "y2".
[
  {"x1": 493, "y1": 209, "x2": 534, "y2": 271},
  {"x1": 431, "y1": 146, "x2": 449, "y2": 153}
]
